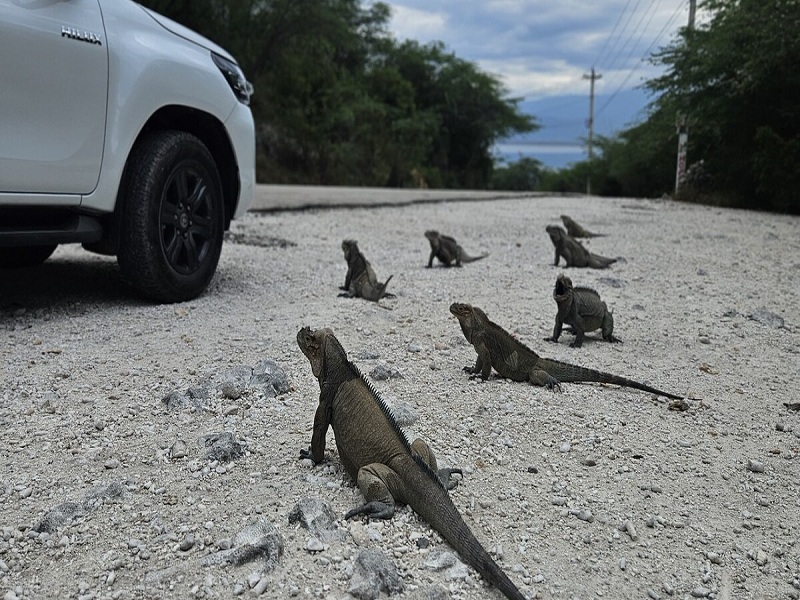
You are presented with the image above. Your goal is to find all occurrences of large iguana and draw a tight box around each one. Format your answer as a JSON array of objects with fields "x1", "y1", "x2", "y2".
[
  {"x1": 296, "y1": 327, "x2": 526, "y2": 600},
  {"x1": 450, "y1": 303, "x2": 688, "y2": 400},
  {"x1": 545, "y1": 225, "x2": 616, "y2": 269},
  {"x1": 340, "y1": 240, "x2": 393, "y2": 301},
  {"x1": 546, "y1": 274, "x2": 621, "y2": 348},
  {"x1": 425, "y1": 230, "x2": 488, "y2": 267},
  {"x1": 560, "y1": 215, "x2": 606, "y2": 238}
]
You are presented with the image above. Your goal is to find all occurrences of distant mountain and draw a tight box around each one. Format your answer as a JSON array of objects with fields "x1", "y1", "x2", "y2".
[{"x1": 495, "y1": 88, "x2": 655, "y2": 169}]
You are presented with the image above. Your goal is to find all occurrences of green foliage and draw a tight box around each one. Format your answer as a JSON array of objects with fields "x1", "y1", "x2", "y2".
[
  {"x1": 490, "y1": 157, "x2": 543, "y2": 191},
  {"x1": 645, "y1": 0, "x2": 800, "y2": 212},
  {"x1": 138, "y1": 0, "x2": 536, "y2": 188}
]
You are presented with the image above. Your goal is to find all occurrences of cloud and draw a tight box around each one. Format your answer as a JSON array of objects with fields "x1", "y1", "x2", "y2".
[
  {"x1": 383, "y1": 0, "x2": 688, "y2": 95},
  {"x1": 388, "y1": 5, "x2": 448, "y2": 41},
  {"x1": 378, "y1": 0, "x2": 691, "y2": 153}
]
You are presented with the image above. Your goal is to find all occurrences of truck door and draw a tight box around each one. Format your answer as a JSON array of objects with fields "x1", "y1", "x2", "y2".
[{"x1": 0, "y1": 0, "x2": 108, "y2": 196}]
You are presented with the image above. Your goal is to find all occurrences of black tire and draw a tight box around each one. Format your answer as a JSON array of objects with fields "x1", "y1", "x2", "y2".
[
  {"x1": 0, "y1": 245, "x2": 58, "y2": 268},
  {"x1": 118, "y1": 131, "x2": 224, "y2": 303}
]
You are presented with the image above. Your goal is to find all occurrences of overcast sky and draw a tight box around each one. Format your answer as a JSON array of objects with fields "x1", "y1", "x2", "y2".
[{"x1": 373, "y1": 0, "x2": 694, "y2": 153}]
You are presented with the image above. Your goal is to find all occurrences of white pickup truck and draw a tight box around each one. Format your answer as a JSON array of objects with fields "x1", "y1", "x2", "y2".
[{"x1": 0, "y1": 0, "x2": 255, "y2": 302}]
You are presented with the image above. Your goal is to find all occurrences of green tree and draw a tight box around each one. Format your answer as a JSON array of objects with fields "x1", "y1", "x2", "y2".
[
  {"x1": 647, "y1": 0, "x2": 800, "y2": 212},
  {"x1": 137, "y1": 0, "x2": 536, "y2": 189},
  {"x1": 385, "y1": 41, "x2": 537, "y2": 188},
  {"x1": 490, "y1": 157, "x2": 543, "y2": 191}
]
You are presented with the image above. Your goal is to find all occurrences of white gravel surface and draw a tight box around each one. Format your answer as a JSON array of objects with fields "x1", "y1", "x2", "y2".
[{"x1": 1, "y1": 195, "x2": 799, "y2": 600}]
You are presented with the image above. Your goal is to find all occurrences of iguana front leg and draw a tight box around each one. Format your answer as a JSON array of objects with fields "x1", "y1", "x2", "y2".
[
  {"x1": 464, "y1": 342, "x2": 492, "y2": 380},
  {"x1": 342, "y1": 266, "x2": 353, "y2": 291},
  {"x1": 300, "y1": 394, "x2": 332, "y2": 463},
  {"x1": 345, "y1": 463, "x2": 403, "y2": 520},
  {"x1": 547, "y1": 317, "x2": 564, "y2": 343},
  {"x1": 427, "y1": 249, "x2": 436, "y2": 268},
  {"x1": 553, "y1": 247, "x2": 561, "y2": 266}
]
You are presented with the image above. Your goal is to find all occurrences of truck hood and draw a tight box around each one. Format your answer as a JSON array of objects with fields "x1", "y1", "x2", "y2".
[{"x1": 137, "y1": 6, "x2": 236, "y2": 63}]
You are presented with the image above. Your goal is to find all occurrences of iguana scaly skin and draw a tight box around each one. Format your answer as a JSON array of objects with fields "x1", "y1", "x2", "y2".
[
  {"x1": 546, "y1": 225, "x2": 616, "y2": 269},
  {"x1": 560, "y1": 215, "x2": 606, "y2": 238},
  {"x1": 296, "y1": 327, "x2": 525, "y2": 600},
  {"x1": 425, "y1": 230, "x2": 488, "y2": 267},
  {"x1": 546, "y1": 274, "x2": 621, "y2": 348},
  {"x1": 340, "y1": 240, "x2": 393, "y2": 301},
  {"x1": 450, "y1": 303, "x2": 686, "y2": 399}
]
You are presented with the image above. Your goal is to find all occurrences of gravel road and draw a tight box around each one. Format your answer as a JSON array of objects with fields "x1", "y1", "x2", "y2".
[{"x1": 1, "y1": 193, "x2": 799, "y2": 600}]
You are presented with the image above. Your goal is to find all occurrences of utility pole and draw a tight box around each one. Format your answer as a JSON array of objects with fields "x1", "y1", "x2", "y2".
[
  {"x1": 583, "y1": 67, "x2": 601, "y2": 195},
  {"x1": 675, "y1": 0, "x2": 697, "y2": 194}
]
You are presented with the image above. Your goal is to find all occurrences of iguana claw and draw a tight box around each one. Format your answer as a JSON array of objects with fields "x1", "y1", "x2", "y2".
[
  {"x1": 438, "y1": 468, "x2": 463, "y2": 490},
  {"x1": 546, "y1": 379, "x2": 562, "y2": 392},
  {"x1": 345, "y1": 501, "x2": 395, "y2": 520}
]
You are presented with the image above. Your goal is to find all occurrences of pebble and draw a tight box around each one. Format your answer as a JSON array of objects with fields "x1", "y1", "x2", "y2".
[
  {"x1": 747, "y1": 459, "x2": 765, "y2": 473},
  {"x1": 104, "y1": 458, "x2": 120, "y2": 469},
  {"x1": 305, "y1": 537, "x2": 324, "y2": 552},
  {"x1": 253, "y1": 578, "x2": 269, "y2": 595},
  {"x1": 179, "y1": 533, "x2": 195, "y2": 551},
  {"x1": 621, "y1": 520, "x2": 638, "y2": 541},
  {"x1": 691, "y1": 587, "x2": 711, "y2": 597},
  {"x1": 647, "y1": 588, "x2": 661, "y2": 600},
  {"x1": 573, "y1": 509, "x2": 594, "y2": 523},
  {"x1": 559, "y1": 442, "x2": 571, "y2": 453},
  {"x1": 220, "y1": 383, "x2": 242, "y2": 400},
  {"x1": 706, "y1": 551, "x2": 722, "y2": 564},
  {"x1": 582, "y1": 456, "x2": 597, "y2": 467},
  {"x1": 170, "y1": 440, "x2": 188, "y2": 459}
]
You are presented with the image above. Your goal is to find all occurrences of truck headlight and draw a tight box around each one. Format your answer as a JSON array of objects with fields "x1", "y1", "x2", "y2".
[{"x1": 212, "y1": 52, "x2": 253, "y2": 105}]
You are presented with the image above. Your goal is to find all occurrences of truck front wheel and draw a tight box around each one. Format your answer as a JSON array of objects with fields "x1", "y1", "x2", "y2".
[{"x1": 118, "y1": 131, "x2": 225, "y2": 303}]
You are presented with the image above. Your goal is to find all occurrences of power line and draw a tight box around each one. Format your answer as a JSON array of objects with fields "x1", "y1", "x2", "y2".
[
  {"x1": 602, "y1": 0, "x2": 663, "y2": 77},
  {"x1": 596, "y1": 0, "x2": 688, "y2": 119},
  {"x1": 595, "y1": 0, "x2": 646, "y2": 71},
  {"x1": 594, "y1": 0, "x2": 636, "y2": 67}
]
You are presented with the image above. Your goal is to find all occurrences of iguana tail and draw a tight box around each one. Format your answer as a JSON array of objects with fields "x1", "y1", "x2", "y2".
[
  {"x1": 587, "y1": 253, "x2": 616, "y2": 269},
  {"x1": 378, "y1": 275, "x2": 394, "y2": 298},
  {"x1": 406, "y1": 469, "x2": 526, "y2": 600},
  {"x1": 462, "y1": 252, "x2": 489, "y2": 264},
  {"x1": 539, "y1": 357, "x2": 685, "y2": 400}
]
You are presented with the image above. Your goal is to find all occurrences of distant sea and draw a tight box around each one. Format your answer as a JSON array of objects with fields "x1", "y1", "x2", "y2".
[{"x1": 493, "y1": 142, "x2": 587, "y2": 171}]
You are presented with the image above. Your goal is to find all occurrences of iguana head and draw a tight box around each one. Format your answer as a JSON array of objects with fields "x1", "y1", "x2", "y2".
[
  {"x1": 424, "y1": 230, "x2": 439, "y2": 241},
  {"x1": 554, "y1": 274, "x2": 573, "y2": 301},
  {"x1": 341, "y1": 239, "x2": 358, "y2": 259},
  {"x1": 297, "y1": 326, "x2": 335, "y2": 378},
  {"x1": 449, "y1": 302, "x2": 474, "y2": 322},
  {"x1": 545, "y1": 225, "x2": 565, "y2": 243}
]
